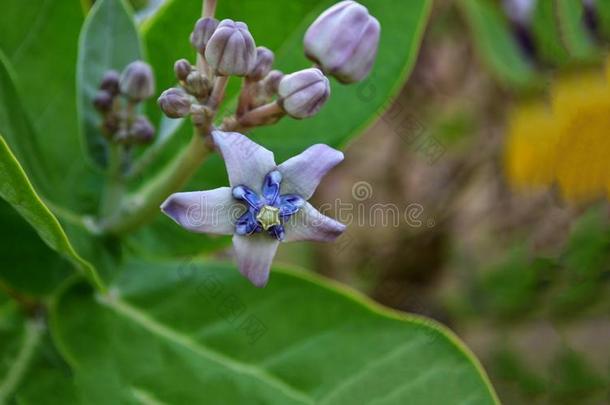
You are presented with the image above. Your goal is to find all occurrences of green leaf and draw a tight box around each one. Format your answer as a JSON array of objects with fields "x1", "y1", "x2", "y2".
[
  {"x1": 555, "y1": 0, "x2": 597, "y2": 61},
  {"x1": 598, "y1": 0, "x2": 610, "y2": 39},
  {"x1": 530, "y1": 0, "x2": 570, "y2": 65},
  {"x1": 77, "y1": 0, "x2": 143, "y2": 167},
  {"x1": 135, "y1": 0, "x2": 432, "y2": 257},
  {"x1": 0, "y1": 305, "x2": 44, "y2": 403},
  {"x1": 0, "y1": 199, "x2": 71, "y2": 296},
  {"x1": 0, "y1": 0, "x2": 100, "y2": 210},
  {"x1": 0, "y1": 136, "x2": 105, "y2": 292},
  {"x1": 0, "y1": 51, "x2": 52, "y2": 199},
  {"x1": 459, "y1": 0, "x2": 539, "y2": 89},
  {"x1": 51, "y1": 260, "x2": 498, "y2": 404}
]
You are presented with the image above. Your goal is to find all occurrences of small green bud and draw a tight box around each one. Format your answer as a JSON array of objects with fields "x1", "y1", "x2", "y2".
[
  {"x1": 119, "y1": 61, "x2": 155, "y2": 101},
  {"x1": 158, "y1": 88, "x2": 192, "y2": 118}
]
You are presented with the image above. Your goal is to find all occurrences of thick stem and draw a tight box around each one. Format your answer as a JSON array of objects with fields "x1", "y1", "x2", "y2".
[
  {"x1": 208, "y1": 75, "x2": 230, "y2": 110},
  {"x1": 221, "y1": 101, "x2": 285, "y2": 132},
  {"x1": 100, "y1": 132, "x2": 212, "y2": 235},
  {"x1": 236, "y1": 79, "x2": 254, "y2": 116},
  {"x1": 203, "y1": 0, "x2": 217, "y2": 18},
  {"x1": 0, "y1": 318, "x2": 43, "y2": 403},
  {"x1": 100, "y1": 143, "x2": 126, "y2": 217}
]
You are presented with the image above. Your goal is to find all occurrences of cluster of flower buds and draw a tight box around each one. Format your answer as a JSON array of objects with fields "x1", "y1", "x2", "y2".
[
  {"x1": 94, "y1": 61, "x2": 156, "y2": 145},
  {"x1": 158, "y1": 1, "x2": 381, "y2": 132}
]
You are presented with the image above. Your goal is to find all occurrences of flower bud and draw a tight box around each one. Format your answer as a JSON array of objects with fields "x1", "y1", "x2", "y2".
[
  {"x1": 304, "y1": 1, "x2": 380, "y2": 84},
  {"x1": 278, "y1": 68, "x2": 330, "y2": 119},
  {"x1": 119, "y1": 61, "x2": 155, "y2": 101},
  {"x1": 205, "y1": 19, "x2": 256, "y2": 76},
  {"x1": 99, "y1": 70, "x2": 120, "y2": 95},
  {"x1": 158, "y1": 88, "x2": 192, "y2": 118},
  {"x1": 185, "y1": 71, "x2": 211, "y2": 99},
  {"x1": 190, "y1": 17, "x2": 219, "y2": 54},
  {"x1": 174, "y1": 59, "x2": 193, "y2": 82},
  {"x1": 261, "y1": 70, "x2": 283, "y2": 96},
  {"x1": 93, "y1": 90, "x2": 114, "y2": 112},
  {"x1": 247, "y1": 47, "x2": 274, "y2": 81},
  {"x1": 131, "y1": 116, "x2": 155, "y2": 144}
]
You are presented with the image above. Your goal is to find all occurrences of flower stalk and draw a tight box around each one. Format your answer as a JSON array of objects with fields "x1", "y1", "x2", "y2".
[{"x1": 100, "y1": 131, "x2": 212, "y2": 234}]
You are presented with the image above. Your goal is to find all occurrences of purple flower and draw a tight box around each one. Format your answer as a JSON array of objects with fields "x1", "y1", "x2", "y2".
[{"x1": 161, "y1": 130, "x2": 346, "y2": 288}]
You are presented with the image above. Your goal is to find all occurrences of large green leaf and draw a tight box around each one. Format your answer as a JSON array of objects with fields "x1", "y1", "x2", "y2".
[
  {"x1": 0, "y1": 303, "x2": 43, "y2": 403},
  {"x1": 0, "y1": 199, "x2": 71, "y2": 296},
  {"x1": 555, "y1": 0, "x2": 597, "y2": 61},
  {"x1": 0, "y1": 300, "x2": 80, "y2": 404},
  {"x1": 0, "y1": 136, "x2": 105, "y2": 292},
  {"x1": 530, "y1": 0, "x2": 570, "y2": 65},
  {"x1": 77, "y1": 0, "x2": 143, "y2": 167},
  {"x1": 132, "y1": 0, "x2": 432, "y2": 257},
  {"x1": 0, "y1": 0, "x2": 100, "y2": 210},
  {"x1": 51, "y1": 260, "x2": 498, "y2": 404},
  {"x1": 459, "y1": 0, "x2": 539, "y2": 89},
  {"x1": 0, "y1": 52, "x2": 52, "y2": 199}
]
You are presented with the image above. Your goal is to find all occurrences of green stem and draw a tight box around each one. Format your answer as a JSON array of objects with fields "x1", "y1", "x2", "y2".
[
  {"x1": 100, "y1": 132, "x2": 212, "y2": 235},
  {"x1": 0, "y1": 319, "x2": 43, "y2": 403},
  {"x1": 100, "y1": 143, "x2": 126, "y2": 218}
]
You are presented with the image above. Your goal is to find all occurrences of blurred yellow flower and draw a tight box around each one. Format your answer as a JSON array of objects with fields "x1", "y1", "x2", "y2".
[{"x1": 505, "y1": 63, "x2": 610, "y2": 202}]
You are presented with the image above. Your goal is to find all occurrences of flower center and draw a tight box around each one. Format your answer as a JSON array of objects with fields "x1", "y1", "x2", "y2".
[{"x1": 256, "y1": 205, "x2": 281, "y2": 231}]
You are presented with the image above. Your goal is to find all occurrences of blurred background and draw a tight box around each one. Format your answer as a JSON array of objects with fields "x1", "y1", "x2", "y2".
[{"x1": 270, "y1": 0, "x2": 610, "y2": 403}]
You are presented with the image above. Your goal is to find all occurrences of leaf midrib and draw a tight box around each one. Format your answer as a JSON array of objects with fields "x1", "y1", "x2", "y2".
[{"x1": 98, "y1": 292, "x2": 314, "y2": 405}]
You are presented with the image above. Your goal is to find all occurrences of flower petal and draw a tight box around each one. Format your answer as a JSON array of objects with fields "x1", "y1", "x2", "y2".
[
  {"x1": 284, "y1": 202, "x2": 346, "y2": 242},
  {"x1": 278, "y1": 144, "x2": 343, "y2": 199},
  {"x1": 262, "y1": 170, "x2": 282, "y2": 204},
  {"x1": 235, "y1": 209, "x2": 261, "y2": 235},
  {"x1": 232, "y1": 185, "x2": 262, "y2": 209},
  {"x1": 232, "y1": 234, "x2": 279, "y2": 287},
  {"x1": 278, "y1": 194, "x2": 305, "y2": 217},
  {"x1": 212, "y1": 130, "x2": 276, "y2": 192},
  {"x1": 161, "y1": 187, "x2": 241, "y2": 235}
]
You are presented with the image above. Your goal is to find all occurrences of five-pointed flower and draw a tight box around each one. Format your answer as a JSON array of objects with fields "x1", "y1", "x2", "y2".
[{"x1": 161, "y1": 130, "x2": 346, "y2": 287}]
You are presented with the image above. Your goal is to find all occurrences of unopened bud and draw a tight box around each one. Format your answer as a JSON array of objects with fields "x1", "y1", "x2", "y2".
[
  {"x1": 190, "y1": 17, "x2": 219, "y2": 54},
  {"x1": 185, "y1": 71, "x2": 211, "y2": 99},
  {"x1": 304, "y1": 1, "x2": 380, "y2": 84},
  {"x1": 131, "y1": 116, "x2": 155, "y2": 144},
  {"x1": 278, "y1": 68, "x2": 330, "y2": 119},
  {"x1": 99, "y1": 70, "x2": 120, "y2": 95},
  {"x1": 158, "y1": 88, "x2": 192, "y2": 118},
  {"x1": 93, "y1": 90, "x2": 114, "y2": 112},
  {"x1": 174, "y1": 59, "x2": 193, "y2": 82},
  {"x1": 261, "y1": 70, "x2": 283, "y2": 96},
  {"x1": 247, "y1": 47, "x2": 274, "y2": 81},
  {"x1": 120, "y1": 61, "x2": 155, "y2": 101},
  {"x1": 205, "y1": 19, "x2": 256, "y2": 76}
]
